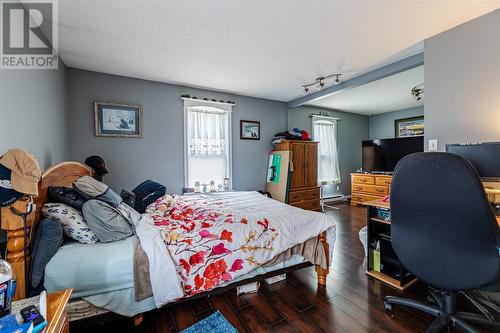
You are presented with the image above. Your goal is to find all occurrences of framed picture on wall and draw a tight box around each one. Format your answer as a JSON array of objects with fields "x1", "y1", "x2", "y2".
[
  {"x1": 395, "y1": 116, "x2": 424, "y2": 138},
  {"x1": 240, "y1": 120, "x2": 260, "y2": 140},
  {"x1": 94, "y1": 102, "x2": 143, "y2": 138}
]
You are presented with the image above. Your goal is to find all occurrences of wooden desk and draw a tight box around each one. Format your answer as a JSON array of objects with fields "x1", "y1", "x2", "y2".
[
  {"x1": 366, "y1": 198, "x2": 500, "y2": 227},
  {"x1": 483, "y1": 181, "x2": 500, "y2": 202},
  {"x1": 363, "y1": 198, "x2": 390, "y2": 209},
  {"x1": 46, "y1": 289, "x2": 72, "y2": 333},
  {"x1": 363, "y1": 196, "x2": 500, "y2": 290}
]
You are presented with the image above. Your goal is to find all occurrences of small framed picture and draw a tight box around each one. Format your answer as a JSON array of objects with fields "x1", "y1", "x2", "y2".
[
  {"x1": 240, "y1": 120, "x2": 260, "y2": 140},
  {"x1": 395, "y1": 116, "x2": 424, "y2": 138},
  {"x1": 94, "y1": 102, "x2": 143, "y2": 138}
]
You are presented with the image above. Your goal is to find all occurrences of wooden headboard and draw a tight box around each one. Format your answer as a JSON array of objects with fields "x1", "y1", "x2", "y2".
[{"x1": 34, "y1": 161, "x2": 92, "y2": 225}]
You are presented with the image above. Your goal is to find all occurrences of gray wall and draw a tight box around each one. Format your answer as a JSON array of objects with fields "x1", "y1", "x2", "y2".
[
  {"x1": 369, "y1": 106, "x2": 424, "y2": 140},
  {"x1": 287, "y1": 106, "x2": 369, "y2": 195},
  {"x1": 0, "y1": 63, "x2": 68, "y2": 169},
  {"x1": 67, "y1": 69, "x2": 287, "y2": 194},
  {"x1": 424, "y1": 9, "x2": 500, "y2": 151}
]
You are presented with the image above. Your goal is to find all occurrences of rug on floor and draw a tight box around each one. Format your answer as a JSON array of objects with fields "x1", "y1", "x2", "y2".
[{"x1": 180, "y1": 311, "x2": 237, "y2": 333}]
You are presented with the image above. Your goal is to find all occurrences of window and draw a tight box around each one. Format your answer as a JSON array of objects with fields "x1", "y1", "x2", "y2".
[
  {"x1": 313, "y1": 117, "x2": 341, "y2": 184},
  {"x1": 183, "y1": 99, "x2": 233, "y2": 189}
]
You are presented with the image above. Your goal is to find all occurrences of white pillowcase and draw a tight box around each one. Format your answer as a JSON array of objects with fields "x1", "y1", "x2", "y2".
[{"x1": 42, "y1": 203, "x2": 98, "y2": 244}]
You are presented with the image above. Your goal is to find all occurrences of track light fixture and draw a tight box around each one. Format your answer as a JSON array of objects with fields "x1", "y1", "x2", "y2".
[
  {"x1": 411, "y1": 84, "x2": 424, "y2": 102},
  {"x1": 302, "y1": 74, "x2": 341, "y2": 94}
]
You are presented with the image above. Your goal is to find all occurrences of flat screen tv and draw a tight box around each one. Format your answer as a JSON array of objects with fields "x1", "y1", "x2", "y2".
[{"x1": 362, "y1": 137, "x2": 424, "y2": 172}]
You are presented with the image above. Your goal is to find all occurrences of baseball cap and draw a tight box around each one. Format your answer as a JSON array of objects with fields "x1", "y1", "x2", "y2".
[
  {"x1": 85, "y1": 156, "x2": 108, "y2": 175},
  {"x1": 0, "y1": 164, "x2": 22, "y2": 207},
  {"x1": 0, "y1": 149, "x2": 41, "y2": 196}
]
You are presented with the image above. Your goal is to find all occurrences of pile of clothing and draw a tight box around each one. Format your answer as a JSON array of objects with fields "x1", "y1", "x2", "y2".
[
  {"x1": 271, "y1": 128, "x2": 311, "y2": 146},
  {"x1": 0, "y1": 149, "x2": 41, "y2": 206},
  {"x1": 33, "y1": 176, "x2": 166, "y2": 290}
]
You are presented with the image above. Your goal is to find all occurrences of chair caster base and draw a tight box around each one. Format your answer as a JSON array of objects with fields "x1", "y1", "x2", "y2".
[
  {"x1": 384, "y1": 295, "x2": 480, "y2": 333},
  {"x1": 384, "y1": 302, "x2": 394, "y2": 317}
]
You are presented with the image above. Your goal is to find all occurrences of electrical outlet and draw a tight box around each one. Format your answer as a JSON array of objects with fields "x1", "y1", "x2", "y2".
[
  {"x1": 336, "y1": 185, "x2": 340, "y2": 191},
  {"x1": 428, "y1": 139, "x2": 438, "y2": 151}
]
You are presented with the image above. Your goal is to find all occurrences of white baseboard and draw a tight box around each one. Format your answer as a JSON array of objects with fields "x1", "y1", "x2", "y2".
[{"x1": 322, "y1": 194, "x2": 348, "y2": 203}]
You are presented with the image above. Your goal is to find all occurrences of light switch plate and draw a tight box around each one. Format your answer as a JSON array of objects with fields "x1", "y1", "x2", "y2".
[{"x1": 428, "y1": 139, "x2": 438, "y2": 151}]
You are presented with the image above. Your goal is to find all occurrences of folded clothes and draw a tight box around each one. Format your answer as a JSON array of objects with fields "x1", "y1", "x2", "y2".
[{"x1": 271, "y1": 128, "x2": 312, "y2": 146}]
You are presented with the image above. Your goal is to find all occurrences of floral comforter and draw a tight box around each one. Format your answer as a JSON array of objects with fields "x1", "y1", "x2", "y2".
[{"x1": 135, "y1": 191, "x2": 335, "y2": 307}]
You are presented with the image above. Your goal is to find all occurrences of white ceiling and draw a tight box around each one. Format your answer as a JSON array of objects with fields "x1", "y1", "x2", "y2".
[
  {"x1": 56, "y1": 1, "x2": 500, "y2": 102},
  {"x1": 308, "y1": 65, "x2": 424, "y2": 115}
]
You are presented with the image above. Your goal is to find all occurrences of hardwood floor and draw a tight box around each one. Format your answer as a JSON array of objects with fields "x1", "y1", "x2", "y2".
[{"x1": 71, "y1": 203, "x2": 493, "y2": 332}]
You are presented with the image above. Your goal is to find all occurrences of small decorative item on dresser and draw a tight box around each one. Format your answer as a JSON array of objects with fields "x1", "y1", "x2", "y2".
[
  {"x1": 223, "y1": 177, "x2": 230, "y2": 191},
  {"x1": 94, "y1": 102, "x2": 143, "y2": 138},
  {"x1": 240, "y1": 120, "x2": 260, "y2": 140}
]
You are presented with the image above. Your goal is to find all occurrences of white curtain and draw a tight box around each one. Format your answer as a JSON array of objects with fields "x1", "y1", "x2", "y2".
[
  {"x1": 313, "y1": 119, "x2": 341, "y2": 184},
  {"x1": 187, "y1": 107, "x2": 227, "y2": 156}
]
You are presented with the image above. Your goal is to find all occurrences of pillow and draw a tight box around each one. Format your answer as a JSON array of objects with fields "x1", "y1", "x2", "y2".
[
  {"x1": 30, "y1": 217, "x2": 63, "y2": 288},
  {"x1": 82, "y1": 200, "x2": 134, "y2": 243},
  {"x1": 47, "y1": 186, "x2": 86, "y2": 210},
  {"x1": 73, "y1": 176, "x2": 122, "y2": 207},
  {"x1": 132, "y1": 180, "x2": 166, "y2": 213},
  {"x1": 42, "y1": 203, "x2": 98, "y2": 244}
]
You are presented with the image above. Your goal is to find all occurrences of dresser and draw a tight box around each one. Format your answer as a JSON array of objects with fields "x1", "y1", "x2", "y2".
[
  {"x1": 350, "y1": 173, "x2": 392, "y2": 205},
  {"x1": 273, "y1": 140, "x2": 320, "y2": 211}
]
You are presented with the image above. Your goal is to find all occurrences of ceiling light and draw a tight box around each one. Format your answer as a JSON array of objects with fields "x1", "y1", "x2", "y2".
[
  {"x1": 302, "y1": 74, "x2": 341, "y2": 94},
  {"x1": 411, "y1": 84, "x2": 424, "y2": 101}
]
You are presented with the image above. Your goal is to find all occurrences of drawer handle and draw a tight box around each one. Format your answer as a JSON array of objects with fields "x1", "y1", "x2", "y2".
[
  {"x1": 361, "y1": 179, "x2": 367, "y2": 182},
  {"x1": 376, "y1": 188, "x2": 384, "y2": 193}
]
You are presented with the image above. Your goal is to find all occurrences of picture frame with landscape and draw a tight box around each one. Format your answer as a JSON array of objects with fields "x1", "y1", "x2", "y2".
[
  {"x1": 240, "y1": 120, "x2": 260, "y2": 140},
  {"x1": 395, "y1": 116, "x2": 424, "y2": 138},
  {"x1": 94, "y1": 102, "x2": 143, "y2": 138}
]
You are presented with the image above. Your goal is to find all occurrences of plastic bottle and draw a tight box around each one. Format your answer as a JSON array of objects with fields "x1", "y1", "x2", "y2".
[{"x1": 0, "y1": 259, "x2": 13, "y2": 317}]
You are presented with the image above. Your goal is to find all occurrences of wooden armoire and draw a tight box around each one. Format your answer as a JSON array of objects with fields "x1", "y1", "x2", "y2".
[{"x1": 273, "y1": 140, "x2": 320, "y2": 211}]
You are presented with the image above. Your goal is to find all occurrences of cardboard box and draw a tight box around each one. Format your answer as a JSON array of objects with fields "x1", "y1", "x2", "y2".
[
  {"x1": 265, "y1": 274, "x2": 286, "y2": 285},
  {"x1": 236, "y1": 282, "x2": 260, "y2": 295}
]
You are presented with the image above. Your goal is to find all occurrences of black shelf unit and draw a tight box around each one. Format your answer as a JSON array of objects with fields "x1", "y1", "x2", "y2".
[{"x1": 365, "y1": 203, "x2": 417, "y2": 290}]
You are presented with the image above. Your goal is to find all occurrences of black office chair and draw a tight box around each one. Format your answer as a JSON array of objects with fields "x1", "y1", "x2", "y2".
[{"x1": 385, "y1": 152, "x2": 500, "y2": 333}]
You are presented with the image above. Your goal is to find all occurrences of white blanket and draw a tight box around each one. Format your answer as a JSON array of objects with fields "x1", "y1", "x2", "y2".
[{"x1": 135, "y1": 191, "x2": 335, "y2": 308}]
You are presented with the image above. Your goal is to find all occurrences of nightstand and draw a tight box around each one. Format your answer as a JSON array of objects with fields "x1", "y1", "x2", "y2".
[{"x1": 46, "y1": 289, "x2": 72, "y2": 333}]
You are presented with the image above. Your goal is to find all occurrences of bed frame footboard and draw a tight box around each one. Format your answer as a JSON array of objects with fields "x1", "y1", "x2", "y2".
[{"x1": 315, "y1": 231, "x2": 329, "y2": 286}]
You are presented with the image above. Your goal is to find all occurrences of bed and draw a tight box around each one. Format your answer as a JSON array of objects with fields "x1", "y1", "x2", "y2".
[{"x1": 34, "y1": 161, "x2": 335, "y2": 324}]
